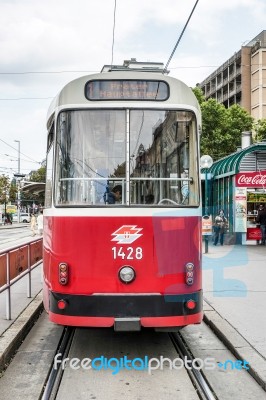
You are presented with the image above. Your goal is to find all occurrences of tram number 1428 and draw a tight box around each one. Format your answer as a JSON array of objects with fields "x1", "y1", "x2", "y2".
[{"x1": 112, "y1": 247, "x2": 143, "y2": 260}]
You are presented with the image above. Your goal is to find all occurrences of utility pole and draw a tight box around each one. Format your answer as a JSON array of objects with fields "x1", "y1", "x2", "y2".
[{"x1": 14, "y1": 140, "x2": 21, "y2": 223}]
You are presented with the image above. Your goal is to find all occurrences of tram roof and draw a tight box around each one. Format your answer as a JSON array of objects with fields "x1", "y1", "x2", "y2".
[
  {"x1": 205, "y1": 142, "x2": 266, "y2": 179},
  {"x1": 46, "y1": 70, "x2": 200, "y2": 127}
]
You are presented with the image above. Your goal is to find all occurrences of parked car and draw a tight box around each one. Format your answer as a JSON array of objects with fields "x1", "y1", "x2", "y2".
[{"x1": 12, "y1": 213, "x2": 31, "y2": 223}]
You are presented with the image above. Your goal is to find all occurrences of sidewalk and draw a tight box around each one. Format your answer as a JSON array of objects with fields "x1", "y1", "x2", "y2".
[
  {"x1": 202, "y1": 243, "x2": 266, "y2": 389},
  {"x1": 0, "y1": 229, "x2": 43, "y2": 371},
  {"x1": 0, "y1": 242, "x2": 266, "y2": 389}
]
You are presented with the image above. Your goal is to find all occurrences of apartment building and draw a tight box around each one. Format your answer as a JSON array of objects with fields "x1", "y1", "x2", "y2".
[{"x1": 199, "y1": 30, "x2": 266, "y2": 120}]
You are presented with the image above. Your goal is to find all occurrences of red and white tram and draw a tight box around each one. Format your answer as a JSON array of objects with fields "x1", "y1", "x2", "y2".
[{"x1": 43, "y1": 60, "x2": 202, "y2": 331}]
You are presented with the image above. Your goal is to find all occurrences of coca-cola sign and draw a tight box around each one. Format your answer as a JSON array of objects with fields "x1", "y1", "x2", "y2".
[{"x1": 236, "y1": 171, "x2": 266, "y2": 187}]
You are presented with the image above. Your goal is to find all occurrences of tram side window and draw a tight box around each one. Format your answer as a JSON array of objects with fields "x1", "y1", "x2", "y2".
[{"x1": 45, "y1": 124, "x2": 54, "y2": 208}]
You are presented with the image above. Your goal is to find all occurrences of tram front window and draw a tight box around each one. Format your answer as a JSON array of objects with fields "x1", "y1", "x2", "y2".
[
  {"x1": 55, "y1": 109, "x2": 199, "y2": 206},
  {"x1": 129, "y1": 110, "x2": 199, "y2": 206},
  {"x1": 55, "y1": 110, "x2": 126, "y2": 205}
]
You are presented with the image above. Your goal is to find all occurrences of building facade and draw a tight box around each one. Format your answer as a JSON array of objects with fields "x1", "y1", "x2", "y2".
[{"x1": 199, "y1": 31, "x2": 266, "y2": 120}]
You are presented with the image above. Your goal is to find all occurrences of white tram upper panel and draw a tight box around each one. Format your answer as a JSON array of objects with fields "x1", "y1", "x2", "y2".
[
  {"x1": 46, "y1": 61, "x2": 201, "y2": 209},
  {"x1": 47, "y1": 68, "x2": 200, "y2": 126}
]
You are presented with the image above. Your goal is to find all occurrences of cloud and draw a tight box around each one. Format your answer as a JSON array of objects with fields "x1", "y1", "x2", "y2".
[{"x1": 0, "y1": 0, "x2": 265, "y2": 175}]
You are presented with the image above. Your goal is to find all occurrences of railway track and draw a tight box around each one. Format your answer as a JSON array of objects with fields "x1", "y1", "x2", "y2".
[
  {"x1": 169, "y1": 332, "x2": 216, "y2": 400},
  {"x1": 41, "y1": 327, "x2": 75, "y2": 400},
  {"x1": 1, "y1": 313, "x2": 265, "y2": 399}
]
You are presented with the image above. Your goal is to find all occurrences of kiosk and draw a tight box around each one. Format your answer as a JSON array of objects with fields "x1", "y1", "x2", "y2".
[{"x1": 207, "y1": 140, "x2": 266, "y2": 245}]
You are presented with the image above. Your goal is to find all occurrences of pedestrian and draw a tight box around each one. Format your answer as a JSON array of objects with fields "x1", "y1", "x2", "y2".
[
  {"x1": 214, "y1": 209, "x2": 228, "y2": 246},
  {"x1": 30, "y1": 213, "x2": 37, "y2": 236},
  {"x1": 256, "y1": 204, "x2": 266, "y2": 245},
  {"x1": 37, "y1": 210, "x2": 44, "y2": 235}
]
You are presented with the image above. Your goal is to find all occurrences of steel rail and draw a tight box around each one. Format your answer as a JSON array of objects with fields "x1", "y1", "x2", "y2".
[
  {"x1": 169, "y1": 332, "x2": 217, "y2": 400},
  {"x1": 41, "y1": 327, "x2": 75, "y2": 400}
]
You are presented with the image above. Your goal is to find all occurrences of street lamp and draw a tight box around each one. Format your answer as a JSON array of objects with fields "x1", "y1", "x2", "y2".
[
  {"x1": 14, "y1": 140, "x2": 21, "y2": 173},
  {"x1": 3, "y1": 188, "x2": 9, "y2": 224},
  {"x1": 14, "y1": 172, "x2": 25, "y2": 224},
  {"x1": 200, "y1": 155, "x2": 213, "y2": 253},
  {"x1": 14, "y1": 140, "x2": 21, "y2": 223}
]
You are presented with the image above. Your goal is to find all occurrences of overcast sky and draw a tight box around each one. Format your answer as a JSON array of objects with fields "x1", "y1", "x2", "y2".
[{"x1": 0, "y1": 0, "x2": 265, "y2": 178}]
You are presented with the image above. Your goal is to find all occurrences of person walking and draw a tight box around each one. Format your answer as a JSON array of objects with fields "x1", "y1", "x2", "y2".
[
  {"x1": 214, "y1": 209, "x2": 228, "y2": 246},
  {"x1": 256, "y1": 204, "x2": 266, "y2": 245},
  {"x1": 30, "y1": 213, "x2": 37, "y2": 236},
  {"x1": 37, "y1": 210, "x2": 44, "y2": 235}
]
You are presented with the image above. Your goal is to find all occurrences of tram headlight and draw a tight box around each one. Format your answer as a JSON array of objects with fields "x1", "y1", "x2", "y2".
[
  {"x1": 59, "y1": 262, "x2": 68, "y2": 285},
  {"x1": 119, "y1": 266, "x2": 136, "y2": 284},
  {"x1": 185, "y1": 262, "x2": 194, "y2": 285}
]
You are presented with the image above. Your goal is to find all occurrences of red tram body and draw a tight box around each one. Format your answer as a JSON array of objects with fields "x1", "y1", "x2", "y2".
[{"x1": 43, "y1": 60, "x2": 203, "y2": 331}]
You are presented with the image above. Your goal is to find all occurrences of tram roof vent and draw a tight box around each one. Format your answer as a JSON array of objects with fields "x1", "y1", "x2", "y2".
[{"x1": 101, "y1": 58, "x2": 168, "y2": 73}]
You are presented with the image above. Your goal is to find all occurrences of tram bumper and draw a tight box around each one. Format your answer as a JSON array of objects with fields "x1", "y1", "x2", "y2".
[{"x1": 48, "y1": 290, "x2": 203, "y2": 329}]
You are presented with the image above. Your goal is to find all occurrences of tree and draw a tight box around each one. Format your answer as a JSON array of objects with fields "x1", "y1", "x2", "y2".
[
  {"x1": 192, "y1": 86, "x2": 205, "y2": 106},
  {"x1": 254, "y1": 119, "x2": 266, "y2": 142},
  {"x1": 0, "y1": 175, "x2": 17, "y2": 215},
  {"x1": 8, "y1": 180, "x2": 17, "y2": 203},
  {"x1": 0, "y1": 175, "x2": 10, "y2": 205},
  {"x1": 200, "y1": 99, "x2": 228, "y2": 160},
  {"x1": 192, "y1": 88, "x2": 255, "y2": 160},
  {"x1": 225, "y1": 104, "x2": 253, "y2": 150},
  {"x1": 29, "y1": 166, "x2": 46, "y2": 183}
]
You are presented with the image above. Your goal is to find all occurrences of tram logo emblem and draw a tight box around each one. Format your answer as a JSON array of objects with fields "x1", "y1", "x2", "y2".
[{"x1": 111, "y1": 225, "x2": 143, "y2": 244}]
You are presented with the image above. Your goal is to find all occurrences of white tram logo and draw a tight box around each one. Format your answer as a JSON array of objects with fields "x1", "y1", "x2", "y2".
[{"x1": 111, "y1": 225, "x2": 143, "y2": 244}]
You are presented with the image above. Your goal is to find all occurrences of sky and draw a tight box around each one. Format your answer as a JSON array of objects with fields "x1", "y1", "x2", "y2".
[{"x1": 0, "y1": 0, "x2": 266, "y2": 179}]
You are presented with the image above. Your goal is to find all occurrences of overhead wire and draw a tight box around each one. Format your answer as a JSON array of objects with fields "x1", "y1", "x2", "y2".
[
  {"x1": 110, "y1": 0, "x2": 117, "y2": 68},
  {"x1": 0, "y1": 138, "x2": 41, "y2": 164},
  {"x1": 163, "y1": 0, "x2": 200, "y2": 73},
  {"x1": 0, "y1": 64, "x2": 265, "y2": 75}
]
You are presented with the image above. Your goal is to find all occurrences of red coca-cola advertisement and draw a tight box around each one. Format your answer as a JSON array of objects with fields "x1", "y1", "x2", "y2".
[
  {"x1": 246, "y1": 228, "x2": 262, "y2": 241},
  {"x1": 235, "y1": 171, "x2": 266, "y2": 187}
]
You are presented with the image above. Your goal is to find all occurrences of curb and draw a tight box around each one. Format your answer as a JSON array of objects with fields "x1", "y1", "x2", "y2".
[
  {"x1": 203, "y1": 299, "x2": 266, "y2": 391},
  {"x1": 0, "y1": 291, "x2": 44, "y2": 373},
  {"x1": 0, "y1": 224, "x2": 29, "y2": 230}
]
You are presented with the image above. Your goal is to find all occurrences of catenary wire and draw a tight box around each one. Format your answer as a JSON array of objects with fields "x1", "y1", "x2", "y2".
[
  {"x1": 163, "y1": 0, "x2": 200, "y2": 73},
  {"x1": 110, "y1": 0, "x2": 117, "y2": 68},
  {"x1": 0, "y1": 138, "x2": 41, "y2": 164}
]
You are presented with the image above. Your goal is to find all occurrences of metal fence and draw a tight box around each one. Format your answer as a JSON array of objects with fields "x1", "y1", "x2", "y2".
[{"x1": 0, "y1": 238, "x2": 43, "y2": 320}]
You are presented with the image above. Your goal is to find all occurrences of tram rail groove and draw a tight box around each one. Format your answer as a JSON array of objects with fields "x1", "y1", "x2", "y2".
[
  {"x1": 169, "y1": 332, "x2": 217, "y2": 400},
  {"x1": 40, "y1": 326, "x2": 75, "y2": 400}
]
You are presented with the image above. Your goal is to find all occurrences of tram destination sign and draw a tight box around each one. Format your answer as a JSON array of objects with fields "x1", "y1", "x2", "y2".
[{"x1": 85, "y1": 80, "x2": 169, "y2": 101}]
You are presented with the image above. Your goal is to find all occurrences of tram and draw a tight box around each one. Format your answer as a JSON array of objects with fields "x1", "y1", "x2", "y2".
[{"x1": 43, "y1": 60, "x2": 202, "y2": 331}]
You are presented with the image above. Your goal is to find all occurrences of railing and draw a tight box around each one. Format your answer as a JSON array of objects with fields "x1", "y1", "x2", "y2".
[{"x1": 0, "y1": 238, "x2": 43, "y2": 320}]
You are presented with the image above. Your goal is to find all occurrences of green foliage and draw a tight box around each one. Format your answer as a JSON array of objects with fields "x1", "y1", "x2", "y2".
[
  {"x1": 8, "y1": 181, "x2": 17, "y2": 202},
  {"x1": 200, "y1": 99, "x2": 228, "y2": 160},
  {"x1": 192, "y1": 87, "x2": 205, "y2": 106},
  {"x1": 192, "y1": 90, "x2": 255, "y2": 160},
  {"x1": 0, "y1": 175, "x2": 17, "y2": 204},
  {"x1": 0, "y1": 175, "x2": 10, "y2": 205},
  {"x1": 254, "y1": 119, "x2": 266, "y2": 142},
  {"x1": 29, "y1": 166, "x2": 46, "y2": 183}
]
